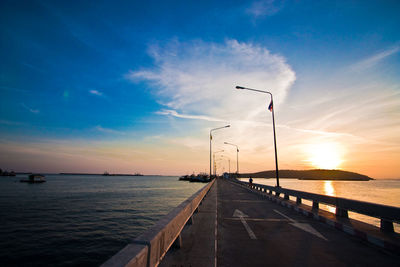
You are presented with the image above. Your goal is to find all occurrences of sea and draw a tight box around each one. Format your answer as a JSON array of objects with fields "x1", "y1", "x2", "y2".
[
  {"x1": 0, "y1": 174, "x2": 204, "y2": 266},
  {"x1": 0, "y1": 175, "x2": 399, "y2": 266}
]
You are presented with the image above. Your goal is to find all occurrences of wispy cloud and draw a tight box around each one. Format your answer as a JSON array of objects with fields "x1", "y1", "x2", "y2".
[
  {"x1": 350, "y1": 45, "x2": 400, "y2": 72},
  {"x1": 246, "y1": 0, "x2": 283, "y2": 18},
  {"x1": 89, "y1": 89, "x2": 104, "y2": 96},
  {"x1": 156, "y1": 109, "x2": 225, "y2": 122},
  {"x1": 95, "y1": 125, "x2": 125, "y2": 135},
  {"x1": 128, "y1": 39, "x2": 295, "y2": 117},
  {"x1": 21, "y1": 103, "x2": 39, "y2": 114}
]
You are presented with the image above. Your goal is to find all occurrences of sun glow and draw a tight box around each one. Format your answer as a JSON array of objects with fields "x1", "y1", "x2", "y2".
[{"x1": 306, "y1": 143, "x2": 343, "y2": 169}]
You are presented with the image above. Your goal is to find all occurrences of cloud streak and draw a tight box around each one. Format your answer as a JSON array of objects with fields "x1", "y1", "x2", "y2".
[
  {"x1": 21, "y1": 103, "x2": 39, "y2": 114},
  {"x1": 156, "y1": 109, "x2": 225, "y2": 122},
  {"x1": 95, "y1": 125, "x2": 125, "y2": 135},
  {"x1": 350, "y1": 45, "x2": 400, "y2": 72},
  {"x1": 246, "y1": 0, "x2": 284, "y2": 18},
  {"x1": 89, "y1": 89, "x2": 104, "y2": 96}
]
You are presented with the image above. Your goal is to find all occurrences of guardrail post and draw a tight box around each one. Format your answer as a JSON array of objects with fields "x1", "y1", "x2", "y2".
[
  {"x1": 336, "y1": 208, "x2": 348, "y2": 218},
  {"x1": 296, "y1": 197, "x2": 301, "y2": 204},
  {"x1": 380, "y1": 219, "x2": 394, "y2": 233},
  {"x1": 284, "y1": 194, "x2": 289, "y2": 200},
  {"x1": 312, "y1": 201, "x2": 319, "y2": 210}
]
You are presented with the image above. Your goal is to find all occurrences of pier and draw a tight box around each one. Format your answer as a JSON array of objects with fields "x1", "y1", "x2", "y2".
[{"x1": 103, "y1": 178, "x2": 400, "y2": 267}]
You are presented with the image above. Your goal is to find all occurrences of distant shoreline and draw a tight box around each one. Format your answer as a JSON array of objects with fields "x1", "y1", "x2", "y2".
[
  {"x1": 239, "y1": 169, "x2": 374, "y2": 181},
  {"x1": 59, "y1": 173, "x2": 145, "y2": 176}
]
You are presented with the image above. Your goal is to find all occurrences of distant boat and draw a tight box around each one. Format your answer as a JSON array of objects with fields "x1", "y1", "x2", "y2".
[
  {"x1": 190, "y1": 173, "x2": 209, "y2": 183},
  {"x1": 20, "y1": 174, "x2": 46, "y2": 183},
  {"x1": 0, "y1": 170, "x2": 16, "y2": 176},
  {"x1": 132, "y1": 173, "x2": 143, "y2": 176},
  {"x1": 178, "y1": 173, "x2": 210, "y2": 183},
  {"x1": 179, "y1": 175, "x2": 190, "y2": 181}
]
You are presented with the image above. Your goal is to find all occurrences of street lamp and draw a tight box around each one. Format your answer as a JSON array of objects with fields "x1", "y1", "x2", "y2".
[
  {"x1": 235, "y1": 85, "x2": 280, "y2": 187},
  {"x1": 220, "y1": 155, "x2": 231, "y2": 174},
  {"x1": 224, "y1": 142, "x2": 239, "y2": 174},
  {"x1": 213, "y1": 150, "x2": 224, "y2": 176},
  {"x1": 210, "y1": 125, "x2": 230, "y2": 179},
  {"x1": 214, "y1": 157, "x2": 223, "y2": 176}
]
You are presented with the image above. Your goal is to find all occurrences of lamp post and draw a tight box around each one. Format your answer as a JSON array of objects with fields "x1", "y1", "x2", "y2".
[
  {"x1": 224, "y1": 142, "x2": 239, "y2": 174},
  {"x1": 214, "y1": 158, "x2": 223, "y2": 176},
  {"x1": 235, "y1": 85, "x2": 280, "y2": 187},
  {"x1": 220, "y1": 155, "x2": 230, "y2": 174},
  {"x1": 210, "y1": 125, "x2": 230, "y2": 179},
  {"x1": 213, "y1": 150, "x2": 224, "y2": 176}
]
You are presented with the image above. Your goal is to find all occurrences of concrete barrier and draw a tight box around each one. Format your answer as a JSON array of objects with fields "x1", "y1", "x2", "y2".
[
  {"x1": 232, "y1": 179, "x2": 400, "y2": 232},
  {"x1": 102, "y1": 179, "x2": 216, "y2": 267}
]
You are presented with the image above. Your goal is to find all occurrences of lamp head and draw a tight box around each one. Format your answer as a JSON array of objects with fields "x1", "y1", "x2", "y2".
[
  {"x1": 235, "y1": 86, "x2": 245, "y2": 89},
  {"x1": 226, "y1": 125, "x2": 231, "y2": 128}
]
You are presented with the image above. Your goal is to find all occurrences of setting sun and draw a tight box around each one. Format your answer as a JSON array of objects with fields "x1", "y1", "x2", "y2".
[{"x1": 306, "y1": 143, "x2": 343, "y2": 169}]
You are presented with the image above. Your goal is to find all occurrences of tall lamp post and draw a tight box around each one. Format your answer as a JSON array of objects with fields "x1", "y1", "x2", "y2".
[
  {"x1": 224, "y1": 142, "x2": 239, "y2": 174},
  {"x1": 210, "y1": 125, "x2": 230, "y2": 179},
  {"x1": 236, "y1": 85, "x2": 280, "y2": 187},
  {"x1": 220, "y1": 155, "x2": 230, "y2": 173},
  {"x1": 214, "y1": 157, "x2": 223, "y2": 176},
  {"x1": 213, "y1": 150, "x2": 224, "y2": 176}
]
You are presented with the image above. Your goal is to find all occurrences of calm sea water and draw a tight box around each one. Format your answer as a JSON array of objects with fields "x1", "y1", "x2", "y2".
[
  {"x1": 241, "y1": 178, "x2": 400, "y2": 232},
  {"x1": 0, "y1": 175, "x2": 204, "y2": 266}
]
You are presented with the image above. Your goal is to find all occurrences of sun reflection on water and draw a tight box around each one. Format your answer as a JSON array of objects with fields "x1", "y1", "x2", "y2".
[{"x1": 323, "y1": 181, "x2": 336, "y2": 213}]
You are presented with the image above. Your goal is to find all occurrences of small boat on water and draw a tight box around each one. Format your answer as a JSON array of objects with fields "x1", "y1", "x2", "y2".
[
  {"x1": 179, "y1": 175, "x2": 190, "y2": 181},
  {"x1": 179, "y1": 173, "x2": 210, "y2": 183},
  {"x1": 20, "y1": 174, "x2": 46, "y2": 183}
]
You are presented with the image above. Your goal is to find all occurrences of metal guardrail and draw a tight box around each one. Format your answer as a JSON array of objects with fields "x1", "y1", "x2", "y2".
[
  {"x1": 233, "y1": 179, "x2": 400, "y2": 233},
  {"x1": 102, "y1": 179, "x2": 215, "y2": 267}
]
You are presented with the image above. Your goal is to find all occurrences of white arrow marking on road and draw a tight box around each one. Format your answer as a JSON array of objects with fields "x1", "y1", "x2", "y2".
[
  {"x1": 274, "y1": 209, "x2": 328, "y2": 241},
  {"x1": 233, "y1": 209, "x2": 257, "y2": 240}
]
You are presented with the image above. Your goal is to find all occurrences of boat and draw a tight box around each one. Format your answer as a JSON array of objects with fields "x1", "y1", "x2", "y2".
[
  {"x1": 189, "y1": 173, "x2": 210, "y2": 183},
  {"x1": 179, "y1": 175, "x2": 190, "y2": 181},
  {"x1": 20, "y1": 174, "x2": 46, "y2": 183},
  {"x1": 132, "y1": 173, "x2": 143, "y2": 176}
]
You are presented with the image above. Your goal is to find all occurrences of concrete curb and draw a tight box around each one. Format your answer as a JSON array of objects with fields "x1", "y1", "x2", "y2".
[{"x1": 230, "y1": 180, "x2": 400, "y2": 255}]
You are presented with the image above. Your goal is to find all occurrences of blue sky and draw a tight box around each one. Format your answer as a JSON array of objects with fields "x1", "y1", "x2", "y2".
[{"x1": 0, "y1": 0, "x2": 399, "y2": 177}]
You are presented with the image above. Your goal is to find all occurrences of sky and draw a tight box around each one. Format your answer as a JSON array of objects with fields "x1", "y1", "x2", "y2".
[{"x1": 0, "y1": 0, "x2": 399, "y2": 178}]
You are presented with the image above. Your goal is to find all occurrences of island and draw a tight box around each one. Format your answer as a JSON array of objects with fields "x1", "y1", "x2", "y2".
[{"x1": 239, "y1": 169, "x2": 373, "y2": 181}]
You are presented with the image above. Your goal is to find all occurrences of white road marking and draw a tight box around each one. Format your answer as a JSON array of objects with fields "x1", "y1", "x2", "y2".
[
  {"x1": 233, "y1": 209, "x2": 257, "y2": 240},
  {"x1": 274, "y1": 209, "x2": 296, "y2": 222},
  {"x1": 274, "y1": 209, "x2": 328, "y2": 241}
]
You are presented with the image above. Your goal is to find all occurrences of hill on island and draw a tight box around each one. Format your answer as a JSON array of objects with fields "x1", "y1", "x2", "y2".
[{"x1": 239, "y1": 169, "x2": 373, "y2": 181}]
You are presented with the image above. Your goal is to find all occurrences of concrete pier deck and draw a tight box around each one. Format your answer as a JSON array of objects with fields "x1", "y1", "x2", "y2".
[{"x1": 160, "y1": 178, "x2": 399, "y2": 267}]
